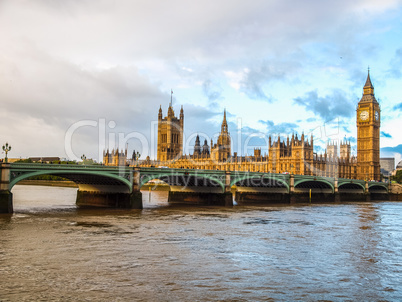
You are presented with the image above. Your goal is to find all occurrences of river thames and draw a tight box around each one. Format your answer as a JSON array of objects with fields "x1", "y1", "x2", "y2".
[{"x1": 1, "y1": 185, "x2": 402, "y2": 301}]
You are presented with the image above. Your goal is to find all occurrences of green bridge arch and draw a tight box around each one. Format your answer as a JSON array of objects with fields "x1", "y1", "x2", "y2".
[
  {"x1": 368, "y1": 183, "x2": 389, "y2": 192},
  {"x1": 338, "y1": 182, "x2": 366, "y2": 192},
  {"x1": 230, "y1": 174, "x2": 289, "y2": 191},
  {"x1": 294, "y1": 178, "x2": 335, "y2": 193},
  {"x1": 9, "y1": 169, "x2": 132, "y2": 191},
  {"x1": 7, "y1": 164, "x2": 390, "y2": 197},
  {"x1": 140, "y1": 172, "x2": 226, "y2": 191}
]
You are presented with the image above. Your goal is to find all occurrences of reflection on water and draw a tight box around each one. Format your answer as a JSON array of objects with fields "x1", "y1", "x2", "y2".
[{"x1": 1, "y1": 185, "x2": 402, "y2": 301}]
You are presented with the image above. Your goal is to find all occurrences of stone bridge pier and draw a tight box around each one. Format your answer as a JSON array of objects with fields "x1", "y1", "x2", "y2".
[
  {"x1": 165, "y1": 171, "x2": 233, "y2": 206},
  {"x1": 0, "y1": 163, "x2": 12, "y2": 213},
  {"x1": 0, "y1": 164, "x2": 144, "y2": 213},
  {"x1": 75, "y1": 168, "x2": 143, "y2": 209}
]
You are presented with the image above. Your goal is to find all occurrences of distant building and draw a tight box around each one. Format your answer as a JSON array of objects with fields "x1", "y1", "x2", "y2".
[
  {"x1": 6, "y1": 158, "x2": 24, "y2": 163},
  {"x1": 380, "y1": 158, "x2": 395, "y2": 176},
  {"x1": 103, "y1": 149, "x2": 128, "y2": 166},
  {"x1": 29, "y1": 157, "x2": 61, "y2": 163},
  {"x1": 392, "y1": 160, "x2": 402, "y2": 176}
]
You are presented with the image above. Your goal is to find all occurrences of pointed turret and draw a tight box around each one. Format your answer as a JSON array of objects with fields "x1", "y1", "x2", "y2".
[
  {"x1": 158, "y1": 105, "x2": 162, "y2": 120},
  {"x1": 167, "y1": 104, "x2": 174, "y2": 118},
  {"x1": 364, "y1": 70, "x2": 373, "y2": 88},
  {"x1": 221, "y1": 108, "x2": 228, "y2": 133},
  {"x1": 363, "y1": 68, "x2": 375, "y2": 97},
  {"x1": 202, "y1": 139, "x2": 210, "y2": 155},
  {"x1": 194, "y1": 134, "x2": 201, "y2": 155},
  {"x1": 359, "y1": 69, "x2": 378, "y2": 104},
  {"x1": 179, "y1": 105, "x2": 184, "y2": 156}
]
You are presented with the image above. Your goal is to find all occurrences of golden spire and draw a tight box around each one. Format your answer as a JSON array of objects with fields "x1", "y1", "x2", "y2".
[
  {"x1": 363, "y1": 68, "x2": 374, "y2": 95},
  {"x1": 221, "y1": 108, "x2": 228, "y2": 133}
]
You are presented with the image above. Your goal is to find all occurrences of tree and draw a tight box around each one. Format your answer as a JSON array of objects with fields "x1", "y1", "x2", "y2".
[
  {"x1": 15, "y1": 158, "x2": 33, "y2": 163},
  {"x1": 394, "y1": 170, "x2": 402, "y2": 184},
  {"x1": 132, "y1": 150, "x2": 141, "y2": 161}
]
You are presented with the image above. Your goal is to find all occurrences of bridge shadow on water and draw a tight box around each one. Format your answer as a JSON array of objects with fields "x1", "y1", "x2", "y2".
[
  {"x1": 9, "y1": 184, "x2": 392, "y2": 218},
  {"x1": 11, "y1": 185, "x2": 213, "y2": 214}
]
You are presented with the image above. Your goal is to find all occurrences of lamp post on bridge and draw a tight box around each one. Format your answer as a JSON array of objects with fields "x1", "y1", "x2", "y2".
[
  {"x1": 0, "y1": 143, "x2": 12, "y2": 213},
  {"x1": 2, "y1": 142, "x2": 11, "y2": 163},
  {"x1": 132, "y1": 150, "x2": 141, "y2": 166}
]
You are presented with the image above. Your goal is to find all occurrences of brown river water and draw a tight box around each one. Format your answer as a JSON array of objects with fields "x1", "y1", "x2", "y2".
[{"x1": 1, "y1": 185, "x2": 402, "y2": 301}]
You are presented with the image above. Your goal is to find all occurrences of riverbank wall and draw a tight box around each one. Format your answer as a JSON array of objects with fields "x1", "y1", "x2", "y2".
[{"x1": 17, "y1": 180, "x2": 78, "y2": 188}]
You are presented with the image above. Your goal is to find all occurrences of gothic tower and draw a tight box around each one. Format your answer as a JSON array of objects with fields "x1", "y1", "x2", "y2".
[
  {"x1": 157, "y1": 99, "x2": 184, "y2": 161},
  {"x1": 326, "y1": 141, "x2": 338, "y2": 158},
  {"x1": 340, "y1": 140, "x2": 351, "y2": 159},
  {"x1": 194, "y1": 135, "x2": 201, "y2": 155},
  {"x1": 202, "y1": 139, "x2": 210, "y2": 155},
  {"x1": 211, "y1": 109, "x2": 231, "y2": 162},
  {"x1": 356, "y1": 70, "x2": 381, "y2": 181}
]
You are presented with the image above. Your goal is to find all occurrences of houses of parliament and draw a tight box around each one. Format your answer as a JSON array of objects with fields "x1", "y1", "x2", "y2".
[{"x1": 103, "y1": 71, "x2": 381, "y2": 181}]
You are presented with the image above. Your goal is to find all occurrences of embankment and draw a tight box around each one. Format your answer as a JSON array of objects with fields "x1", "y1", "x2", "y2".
[{"x1": 17, "y1": 180, "x2": 78, "y2": 188}]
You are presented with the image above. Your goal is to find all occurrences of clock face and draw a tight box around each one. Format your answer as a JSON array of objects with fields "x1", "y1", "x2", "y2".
[
  {"x1": 375, "y1": 111, "x2": 379, "y2": 121},
  {"x1": 360, "y1": 110, "x2": 369, "y2": 121}
]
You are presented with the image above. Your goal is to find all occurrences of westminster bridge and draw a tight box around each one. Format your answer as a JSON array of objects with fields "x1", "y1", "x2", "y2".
[{"x1": 0, "y1": 163, "x2": 389, "y2": 213}]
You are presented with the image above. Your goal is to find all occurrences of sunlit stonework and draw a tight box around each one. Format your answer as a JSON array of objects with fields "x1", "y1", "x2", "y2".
[
  {"x1": 104, "y1": 72, "x2": 381, "y2": 181},
  {"x1": 356, "y1": 71, "x2": 381, "y2": 181}
]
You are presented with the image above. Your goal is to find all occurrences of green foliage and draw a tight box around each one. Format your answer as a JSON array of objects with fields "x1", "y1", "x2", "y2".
[
  {"x1": 27, "y1": 175, "x2": 69, "y2": 181},
  {"x1": 15, "y1": 158, "x2": 33, "y2": 163},
  {"x1": 394, "y1": 170, "x2": 402, "y2": 184},
  {"x1": 53, "y1": 160, "x2": 77, "y2": 165},
  {"x1": 80, "y1": 159, "x2": 98, "y2": 165}
]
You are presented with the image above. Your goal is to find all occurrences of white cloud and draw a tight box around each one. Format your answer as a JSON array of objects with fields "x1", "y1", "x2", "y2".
[
  {"x1": 0, "y1": 0, "x2": 401, "y2": 160},
  {"x1": 224, "y1": 71, "x2": 243, "y2": 91}
]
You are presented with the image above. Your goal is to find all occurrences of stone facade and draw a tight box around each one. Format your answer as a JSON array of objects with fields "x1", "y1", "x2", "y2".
[
  {"x1": 157, "y1": 103, "x2": 184, "y2": 161},
  {"x1": 103, "y1": 149, "x2": 128, "y2": 166},
  {"x1": 103, "y1": 72, "x2": 381, "y2": 181},
  {"x1": 380, "y1": 158, "x2": 395, "y2": 176},
  {"x1": 138, "y1": 108, "x2": 358, "y2": 178}
]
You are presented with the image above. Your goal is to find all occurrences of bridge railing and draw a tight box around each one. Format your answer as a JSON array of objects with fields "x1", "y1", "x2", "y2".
[
  {"x1": 10, "y1": 163, "x2": 132, "y2": 171},
  {"x1": 8, "y1": 163, "x2": 389, "y2": 189}
]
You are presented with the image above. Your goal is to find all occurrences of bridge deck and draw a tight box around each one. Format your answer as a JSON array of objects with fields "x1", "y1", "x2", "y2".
[{"x1": 7, "y1": 163, "x2": 389, "y2": 194}]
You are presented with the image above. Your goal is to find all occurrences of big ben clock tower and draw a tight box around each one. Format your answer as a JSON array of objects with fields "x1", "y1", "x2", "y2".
[{"x1": 356, "y1": 70, "x2": 381, "y2": 181}]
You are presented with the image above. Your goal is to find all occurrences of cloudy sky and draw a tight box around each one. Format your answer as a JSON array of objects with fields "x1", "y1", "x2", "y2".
[{"x1": 1, "y1": 0, "x2": 401, "y2": 165}]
